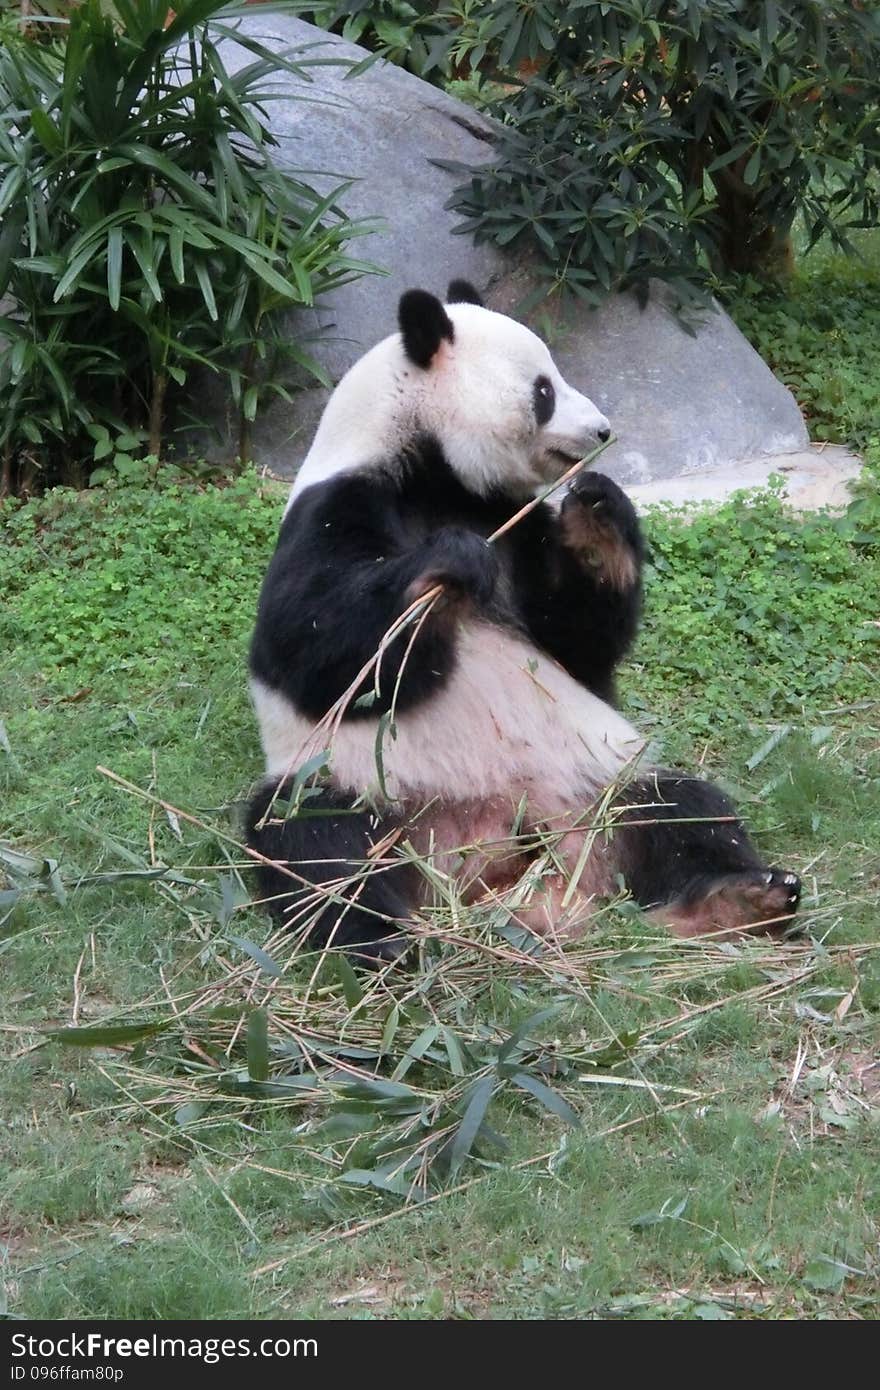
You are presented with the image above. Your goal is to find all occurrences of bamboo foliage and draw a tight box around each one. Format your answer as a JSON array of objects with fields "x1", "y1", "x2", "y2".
[{"x1": 0, "y1": 1, "x2": 375, "y2": 494}]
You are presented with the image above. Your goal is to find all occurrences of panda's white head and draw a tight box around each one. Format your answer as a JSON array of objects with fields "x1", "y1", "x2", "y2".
[{"x1": 289, "y1": 280, "x2": 610, "y2": 504}]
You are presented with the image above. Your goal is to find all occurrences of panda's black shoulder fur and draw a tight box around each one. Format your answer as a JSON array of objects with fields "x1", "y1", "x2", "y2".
[{"x1": 250, "y1": 436, "x2": 643, "y2": 721}]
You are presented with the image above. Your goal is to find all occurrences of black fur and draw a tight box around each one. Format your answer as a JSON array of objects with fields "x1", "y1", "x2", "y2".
[
  {"x1": 447, "y1": 278, "x2": 485, "y2": 306},
  {"x1": 513, "y1": 471, "x2": 644, "y2": 703},
  {"x1": 532, "y1": 375, "x2": 555, "y2": 426},
  {"x1": 246, "y1": 781, "x2": 413, "y2": 961},
  {"x1": 398, "y1": 289, "x2": 455, "y2": 367},
  {"x1": 249, "y1": 453, "x2": 503, "y2": 720},
  {"x1": 614, "y1": 772, "x2": 801, "y2": 933},
  {"x1": 249, "y1": 438, "x2": 643, "y2": 721},
  {"x1": 617, "y1": 773, "x2": 766, "y2": 905}
]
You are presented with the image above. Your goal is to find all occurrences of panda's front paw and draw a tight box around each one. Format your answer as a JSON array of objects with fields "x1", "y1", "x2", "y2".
[
  {"x1": 560, "y1": 472, "x2": 642, "y2": 590},
  {"x1": 407, "y1": 526, "x2": 498, "y2": 607}
]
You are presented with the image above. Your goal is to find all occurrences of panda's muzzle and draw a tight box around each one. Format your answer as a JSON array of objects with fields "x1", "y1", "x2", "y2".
[
  {"x1": 549, "y1": 447, "x2": 585, "y2": 467},
  {"x1": 550, "y1": 383, "x2": 612, "y2": 457}
]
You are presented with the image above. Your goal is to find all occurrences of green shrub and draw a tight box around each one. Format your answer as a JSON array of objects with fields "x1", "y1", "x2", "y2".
[
  {"x1": 0, "y1": 0, "x2": 372, "y2": 496},
  {"x1": 2, "y1": 465, "x2": 877, "y2": 736},
  {"x1": 0, "y1": 471, "x2": 279, "y2": 691},
  {"x1": 379, "y1": 1, "x2": 880, "y2": 306}
]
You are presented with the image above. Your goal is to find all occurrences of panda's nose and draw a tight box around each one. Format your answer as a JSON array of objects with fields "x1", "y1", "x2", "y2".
[{"x1": 597, "y1": 425, "x2": 611, "y2": 443}]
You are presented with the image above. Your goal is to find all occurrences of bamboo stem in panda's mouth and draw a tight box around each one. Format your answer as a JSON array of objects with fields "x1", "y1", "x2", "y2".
[
  {"x1": 484, "y1": 433, "x2": 616, "y2": 545},
  {"x1": 259, "y1": 435, "x2": 617, "y2": 825}
]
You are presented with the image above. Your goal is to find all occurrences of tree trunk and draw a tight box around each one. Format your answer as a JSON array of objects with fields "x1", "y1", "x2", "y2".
[
  {"x1": 711, "y1": 160, "x2": 795, "y2": 279},
  {"x1": 148, "y1": 370, "x2": 167, "y2": 459},
  {"x1": 237, "y1": 343, "x2": 257, "y2": 472}
]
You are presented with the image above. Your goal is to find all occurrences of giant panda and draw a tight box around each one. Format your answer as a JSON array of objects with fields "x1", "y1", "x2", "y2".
[{"x1": 245, "y1": 280, "x2": 801, "y2": 962}]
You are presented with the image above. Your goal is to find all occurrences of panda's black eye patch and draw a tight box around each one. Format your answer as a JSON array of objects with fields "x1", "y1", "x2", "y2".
[{"x1": 533, "y1": 375, "x2": 555, "y2": 426}]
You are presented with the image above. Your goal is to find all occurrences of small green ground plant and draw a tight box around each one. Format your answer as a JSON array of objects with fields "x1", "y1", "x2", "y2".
[{"x1": 728, "y1": 236, "x2": 880, "y2": 450}]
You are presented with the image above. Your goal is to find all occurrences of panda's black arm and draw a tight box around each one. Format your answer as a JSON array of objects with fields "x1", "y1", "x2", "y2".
[
  {"x1": 249, "y1": 473, "x2": 497, "y2": 721},
  {"x1": 510, "y1": 476, "x2": 644, "y2": 703}
]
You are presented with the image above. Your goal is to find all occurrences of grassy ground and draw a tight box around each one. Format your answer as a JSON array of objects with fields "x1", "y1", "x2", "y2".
[{"x1": 2, "y1": 260, "x2": 880, "y2": 1321}]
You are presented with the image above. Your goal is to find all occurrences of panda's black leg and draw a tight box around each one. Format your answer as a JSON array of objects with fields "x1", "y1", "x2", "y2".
[
  {"x1": 245, "y1": 782, "x2": 417, "y2": 965},
  {"x1": 614, "y1": 771, "x2": 801, "y2": 939}
]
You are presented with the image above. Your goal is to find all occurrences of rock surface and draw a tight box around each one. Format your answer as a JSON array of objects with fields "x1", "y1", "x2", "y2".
[
  {"x1": 627, "y1": 444, "x2": 861, "y2": 512},
  {"x1": 207, "y1": 15, "x2": 809, "y2": 484}
]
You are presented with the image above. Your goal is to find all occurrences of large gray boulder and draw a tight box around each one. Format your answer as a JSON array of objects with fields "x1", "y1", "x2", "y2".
[{"x1": 209, "y1": 15, "x2": 808, "y2": 484}]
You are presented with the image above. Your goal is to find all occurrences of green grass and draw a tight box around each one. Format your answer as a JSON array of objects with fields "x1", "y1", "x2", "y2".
[{"x1": 3, "y1": 266, "x2": 880, "y2": 1320}]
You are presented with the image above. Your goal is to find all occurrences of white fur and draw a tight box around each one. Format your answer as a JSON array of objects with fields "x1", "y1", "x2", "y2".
[
  {"x1": 287, "y1": 302, "x2": 610, "y2": 512},
  {"x1": 252, "y1": 619, "x2": 645, "y2": 816}
]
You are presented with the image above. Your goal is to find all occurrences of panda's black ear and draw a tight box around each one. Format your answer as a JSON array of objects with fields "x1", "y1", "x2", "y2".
[
  {"x1": 447, "y1": 279, "x2": 484, "y2": 307},
  {"x1": 398, "y1": 289, "x2": 455, "y2": 368}
]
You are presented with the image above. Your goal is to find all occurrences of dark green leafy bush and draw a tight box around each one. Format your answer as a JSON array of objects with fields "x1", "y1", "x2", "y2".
[
  {"x1": 0, "y1": 0, "x2": 372, "y2": 495},
  {"x1": 302, "y1": 0, "x2": 436, "y2": 70},
  {"x1": 343, "y1": 1, "x2": 880, "y2": 307}
]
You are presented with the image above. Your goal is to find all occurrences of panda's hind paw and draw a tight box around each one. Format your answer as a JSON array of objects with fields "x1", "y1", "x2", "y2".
[
  {"x1": 735, "y1": 867, "x2": 802, "y2": 937},
  {"x1": 656, "y1": 868, "x2": 802, "y2": 941}
]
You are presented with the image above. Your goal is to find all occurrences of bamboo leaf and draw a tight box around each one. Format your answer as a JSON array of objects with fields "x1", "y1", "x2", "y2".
[
  {"x1": 449, "y1": 1073, "x2": 495, "y2": 1178},
  {"x1": 391, "y1": 1025, "x2": 441, "y2": 1081},
  {"x1": 497, "y1": 1006, "x2": 560, "y2": 1070},
  {"x1": 334, "y1": 952, "x2": 364, "y2": 1009},
  {"x1": 175, "y1": 1101, "x2": 209, "y2": 1127},
  {"x1": 246, "y1": 1007, "x2": 270, "y2": 1082},
  {"x1": 746, "y1": 725, "x2": 791, "y2": 771},
  {"x1": 441, "y1": 1026, "x2": 467, "y2": 1077},
  {"x1": 229, "y1": 935, "x2": 282, "y2": 979},
  {"x1": 47, "y1": 1021, "x2": 170, "y2": 1047},
  {"x1": 339, "y1": 1167, "x2": 421, "y2": 1199},
  {"x1": 510, "y1": 1070, "x2": 580, "y2": 1128},
  {"x1": 381, "y1": 1003, "x2": 400, "y2": 1055}
]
